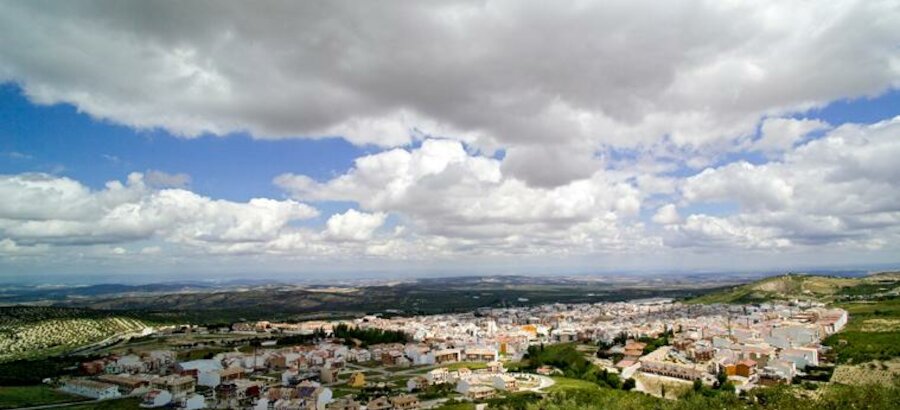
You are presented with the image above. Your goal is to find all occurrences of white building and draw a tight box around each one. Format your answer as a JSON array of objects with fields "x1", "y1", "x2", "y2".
[
  {"x1": 142, "y1": 389, "x2": 173, "y2": 408},
  {"x1": 61, "y1": 379, "x2": 121, "y2": 400}
]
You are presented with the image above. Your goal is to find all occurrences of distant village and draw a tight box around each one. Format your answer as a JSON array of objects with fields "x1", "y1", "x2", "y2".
[{"x1": 55, "y1": 299, "x2": 847, "y2": 409}]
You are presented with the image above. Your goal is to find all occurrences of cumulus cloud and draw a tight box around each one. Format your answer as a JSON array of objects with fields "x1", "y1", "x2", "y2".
[
  {"x1": 753, "y1": 118, "x2": 831, "y2": 154},
  {"x1": 668, "y1": 116, "x2": 900, "y2": 249},
  {"x1": 0, "y1": 172, "x2": 319, "y2": 248},
  {"x1": 1, "y1": 1, "x2": 899, "y2": 274},
  {"x1": 325, "y1": 209, "x2": 386, "y2": 241},
  {"x1": 1, "y1": 0, "x2": 897, "y2": 187},
  {"x1": 652, "y1": 204, "x2": 681, "y2": 225},
  {"x1": 276, "y1": 139, "x2": 649, "y2": 254}
]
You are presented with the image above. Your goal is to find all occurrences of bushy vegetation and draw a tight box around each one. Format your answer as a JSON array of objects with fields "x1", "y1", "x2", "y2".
[
  {"x1": 414, "y1": 382, "x2": 456, "y2": 400},
  {"x1": 638, "y1": 330, "x2": 673, "y2": 355},
  {"x1": 333, "y1": 323, "x2": 408, "y2": 346},
  {"x1": 0, "y1": 385, "x2": 85, "y2": 409},
  {"x1": 513, "y1": 382, "x2": 900, "y2": 410},
  {"x1": 0, "y1": 357, "x2": 84, "y2": 385},
  {"x1": 525, "y1": 343, "x2": 623, "y2": 389},
  {"x1": 823, "y1": 297, "x2": 900, "y2": 364},
  {"x1": 0, "y1": 306, "x2": 149, "y2": 362}
]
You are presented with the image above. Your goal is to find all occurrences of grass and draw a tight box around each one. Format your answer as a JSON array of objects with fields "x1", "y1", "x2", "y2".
[
  {"x1": 547, "y1": 376, "x2": 600, "y2": 393},
  {"x1": 824, "y1": 298, "x2": 900, "y2": 364},
  {"x1": 66, "y1": 397, "x2": 144, "y2": 410},
  {"x1": 444, "y1": 361, "x2": 489, "y2": 371},
  {"x1": 0, "y1": 385, "x2": 86, "y2": 409},
  {"x1": 435, "y1": 403, "x2": 475, "y2": 410},
  {"x1": 177, "y1": 346, "x2": 230, "y2": 361}
]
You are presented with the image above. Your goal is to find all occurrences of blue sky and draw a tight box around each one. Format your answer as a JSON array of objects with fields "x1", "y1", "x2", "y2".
[
  {"x1": 3, "y1": 84, "x2": 897, "y2": 205},
  {"x1": 0, "y1": 1, "x2": 898, "y2": 283}
]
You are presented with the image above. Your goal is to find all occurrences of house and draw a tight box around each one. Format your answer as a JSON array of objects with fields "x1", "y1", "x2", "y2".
[
  {"x1": 382, "y1": 350, "x2": 405, "y2": 366},
  {"x1": 296, "y1": 380, "x2": 332, "y2": 410},
  {"x1": 150, "y1": 375, "x2": 196, "y2": 398},
  {"x1": 61, "y1": 379, "x2": 121, "y2": 400},
  {"x1": 722, "y1": 364, "x2": 737, "y2": 376},
  {"x1": 320, "y1": 366, "x2": 340, "y2": 384},
  {"x1": 405, "y1": 344, "x2": 433, "y2": 365},
  {"x1": 465, "y1": 385, "x2": 496, "y2": 400},
  {"x1": 214, "y1": 380, "x2": 262, "y2": 409},
  {"x1": 391, "y1": 394, "x2": 420, "y2": 410},
  {"x1": 347, "y1": 372, "x2": 366, "y2": 388},
  {"x1": 640, "y1": 360, "x2": 706, "y2": 381},
  {"x1": 780, "y1": 347, "x2": 818, "y2": 369},
  {"x1": 736, "y1": 360, "x2": 757, "y2": 378},
  {"x1": 177, "y1": 359, "x2": 223, "y2": 378},
  {"x1": 200, "y1": 367, "x2": 246, "y2": 388},
  {"x1": 406, "y1": 376, "x2": 428, "y2": 392},
  {"x1": 433, "y1": 348, "x2": 461, "y2": 364},
  {"x1": 456, "y1": 367, "x2": 472, "y2": 380},
  {"x1": 326, "y1": 396, "x2": 361, "y2": 410},
  {"x1": 142, "y1": 389, "x2": 173, "y2": 407},
  {"x1": 623, "y1": 340, "x2": 647, "y2": 358},
  {"x1": 463, "y1": 347, "x2": 498, "y2": 362},
  {"x1": 114, "y1": 354, "x2": 146, "y2": 373},
  {"x1": 425, "y1": 368, "x2": 450, "y2": 384},
  {"x1": 96, "y1": 374, "x2": 150, "y2": 395},
  {"x1": 81, "y1": 359, "x2": 109, "y2": 375},
  {"x1": 492, "y1": 374, "x2": 518, "y2": 392},
  {"x1": 366, "y1": 396, "x2": 392, "y2": 410},
  {"x1": 487, "y1": 361, "x2": 505, "y2": 373},
  {"x1": 181, "y1": 393, "x2": 207, "y2": 410}
]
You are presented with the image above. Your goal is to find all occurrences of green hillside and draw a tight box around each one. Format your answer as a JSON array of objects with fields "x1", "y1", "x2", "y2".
[
  {"x1": 0, "y1": 306, "x2": 150, "y2": 363},
  {"x1": 685, "y1": 272, "x2": 900, "y2": 305}
]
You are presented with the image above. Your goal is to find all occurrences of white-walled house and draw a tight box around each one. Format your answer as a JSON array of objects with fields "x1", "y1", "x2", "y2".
[
  {"x1": 142, "y1": 389, "x2": 173, "y2": 408},
  {"x1": 181, "y1": 393, "x2": 206, "y2": 410},
  {"x1": 61, "y1": 379, "x2": 121, "y2": 400}
]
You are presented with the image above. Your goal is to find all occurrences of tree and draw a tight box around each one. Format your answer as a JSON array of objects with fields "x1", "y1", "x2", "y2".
[{"x1": 623, "y1": 378, "x2": 636, "y2": 391}]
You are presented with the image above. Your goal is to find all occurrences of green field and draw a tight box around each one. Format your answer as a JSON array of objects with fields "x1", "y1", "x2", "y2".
[
  {"x1": 547, "y1": 376, "x2": 601, "y2": 393},
  {"x1": 435, "y1": 402, "x2": 475, "y2": 410},
  {"x1": 0, "y1": 306, "x2": 149, "y2": 363},
  {"x1": 0, "y1": 385, "x2": 85, "y2": 409},
  {"x1": 824, "y1": 298, "x2": 900, "y2": 364},
  {"x1": 444, "y1": 361, "x2": 489, "y2": 371},
  {"x1": 66, "y1": 397, "x2": 144, "y2": 410}
]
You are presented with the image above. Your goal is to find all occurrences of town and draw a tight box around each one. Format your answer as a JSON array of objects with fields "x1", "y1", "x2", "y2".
[{"x1": 51, "y1": 299, "x2": 847, "y2": 409}]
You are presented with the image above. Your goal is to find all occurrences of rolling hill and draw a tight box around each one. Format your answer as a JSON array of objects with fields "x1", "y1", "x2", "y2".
[{"x1": 685, "y1": 272, "x2": 900, "y2": 304}]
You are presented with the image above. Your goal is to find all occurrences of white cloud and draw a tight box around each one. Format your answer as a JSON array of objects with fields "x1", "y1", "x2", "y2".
[
  {"x1": 1, "y1": 1, "x2": 899, "y2": 275},
  {"x1": 273, "y1": 139, "x2": 661, "y2": 259},
  {"x1": 652, "y1": 204, "x2": 681, "y2": 225},
  {"x1": 669, "y1": 116, "x2": 900, "y2": 250},
  {"x1": 753, "y1": 118, "x2": 830, "y2": 154},
  {"x1": 325, "y1": 209, "x2": 386, "y2": 241},
  {"x1": 682, "y1": 162, "x2": 794, "y2": 212},
  {"x1": 0, "y1": 0, "x2": 897, "y2": 187},
  {"x1": 0, "y1": 172, "x2": 319, "y2": 247}
]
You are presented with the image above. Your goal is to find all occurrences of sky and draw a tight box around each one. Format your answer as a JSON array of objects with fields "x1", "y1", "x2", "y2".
[{"x1": 1, "y1": 1, "x2": 899, "y2": 283}]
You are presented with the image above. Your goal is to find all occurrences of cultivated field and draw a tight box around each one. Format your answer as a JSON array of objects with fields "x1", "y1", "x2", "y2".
[{"x1": 0, "y1": 307, "x2": 148, "y2": 362}]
